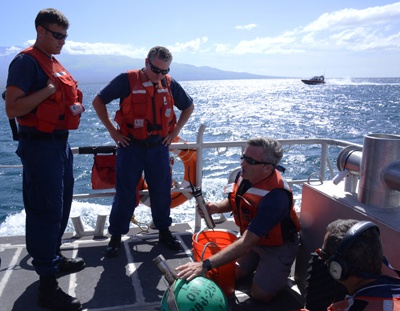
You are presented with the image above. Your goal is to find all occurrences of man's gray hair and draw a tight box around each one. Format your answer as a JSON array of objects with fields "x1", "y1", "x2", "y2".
[
  {"x1": 147, "y1": 46, "x2": 173, "y2": 62},
  {"x1": 247, "y1": 137, "x2": 283, "y2": 166}
]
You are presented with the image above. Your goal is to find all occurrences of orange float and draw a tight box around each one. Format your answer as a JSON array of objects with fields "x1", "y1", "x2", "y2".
[{"x1": 138, "y1": 136, "x2": 197, "y2": 208}]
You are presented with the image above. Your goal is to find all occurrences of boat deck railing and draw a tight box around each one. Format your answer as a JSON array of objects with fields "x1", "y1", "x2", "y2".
[{"x1": 0, "y1": 124, "x2": 362, "y2": 233}]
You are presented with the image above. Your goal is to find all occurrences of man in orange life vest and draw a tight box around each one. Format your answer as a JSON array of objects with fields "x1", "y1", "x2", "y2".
[
  {"x1": 177, "y1": 137, "x2": 301, "y2": 303},
  {"x1": 92, "y1": 46, "x2": 194, "y2": 256},
  {"x1": 4, "y1": 8, "x2": 85, "y2": 311}
]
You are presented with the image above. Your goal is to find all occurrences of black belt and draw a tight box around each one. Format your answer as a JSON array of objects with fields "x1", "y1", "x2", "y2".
[
  {"x1": 19, "y1": 132, "x2": 69, "y2": 141},
  {"x1": 131, "y1": 139, "x2": 162, "y2": 148}
]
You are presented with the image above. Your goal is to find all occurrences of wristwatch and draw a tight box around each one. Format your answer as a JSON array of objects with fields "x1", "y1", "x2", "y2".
[{"x1": 202, "y1": 259, "x2": 213, "y2": 271}]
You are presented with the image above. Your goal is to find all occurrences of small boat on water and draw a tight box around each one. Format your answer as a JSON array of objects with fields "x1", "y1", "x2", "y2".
[
  {"x1": 1, "y1": 125, "x2": 400, "y2": 311},
  {"x1": 301, "y1": 75, "x2": 325, "y2": 85}
]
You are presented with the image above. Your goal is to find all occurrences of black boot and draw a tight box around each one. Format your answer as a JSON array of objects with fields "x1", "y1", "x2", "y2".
[
  {"x1": 38, "y1": 275, "x2": 82, "y2": 311},
  {"x1": 57, "y1": 253, "x2": 86, "y2": 278},
  {"x1": 105, "y1": 235, "x2": 121, "y2": 257},
  {"x1": 159, "y1": 229, "x2": 181, "y2": 251}
]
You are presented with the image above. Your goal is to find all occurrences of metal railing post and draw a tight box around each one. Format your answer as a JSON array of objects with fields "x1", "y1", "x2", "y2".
[{"x1": 194, "y1": 124, "x2": 206, "y2": 232}]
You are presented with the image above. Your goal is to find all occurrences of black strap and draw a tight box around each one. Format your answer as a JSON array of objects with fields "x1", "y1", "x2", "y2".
[
  {"x1": 277, "y1": 164, "x2": 286, "y2": 173},
  {"x1": 166, "y1": 281, "x2": 179, "y2": 311},
  {"x1": 147, "y1": 123, "x2": 163, "y2": 132},
  {"x1": 78, "y1": 146, "x2": 117, "y2": 155},
  {"x1": 9, "y1": 118, "x2": 20, "y2": 141},
  {"x1": 19, "y1": 131, "x2": 69, "y2": 141},
  {"x1": 131, "y1": 139, "x2": 162, "y2": 148}
]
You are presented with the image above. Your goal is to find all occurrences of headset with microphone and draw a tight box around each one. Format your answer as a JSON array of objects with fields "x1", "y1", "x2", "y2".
[{"x1": 327, "y1": 221, "x2": 379, "y2": 281}]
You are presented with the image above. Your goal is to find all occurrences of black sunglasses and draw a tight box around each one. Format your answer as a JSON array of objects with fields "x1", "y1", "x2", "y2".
[
  {"x1": 148, "y1": 59, "x2": 170, "y2": 75},
  {"x1": 41, "y1": 25, "x2": 68, "y2": 40},
  {"x1": 240, "y1": 154, "x2": 274, "y2": 166}
]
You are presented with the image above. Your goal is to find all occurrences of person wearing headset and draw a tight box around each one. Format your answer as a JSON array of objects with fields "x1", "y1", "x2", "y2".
[{"x1": 307, "y1": 219, "x2": 400, "y2": 311}]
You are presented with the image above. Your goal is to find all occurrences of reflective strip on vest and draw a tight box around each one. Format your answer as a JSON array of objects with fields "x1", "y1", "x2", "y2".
[
  {"x1": 282, "y1": 179, "x2": 291, "y2": 190},
  {"x1": 143, "y1": 81, "x2": 153, "y2": 87},
  {"x1": 246, "y1": 187, "x2": 269, "y2": 197},
  {"x1": 54, "y1": 71, "x2": 67, "y2": 77}
]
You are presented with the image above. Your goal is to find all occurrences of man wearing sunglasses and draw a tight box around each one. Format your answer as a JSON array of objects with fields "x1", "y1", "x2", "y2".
[
  {"x1": 177, "y1": 137, "x2": 301, "y2": 303},
  {"x1": 92, "y1": 46, "x2": 194, "y2": 256},
  {"x1": 4, "y1": 8, "x2": 84, "y2": 311}
]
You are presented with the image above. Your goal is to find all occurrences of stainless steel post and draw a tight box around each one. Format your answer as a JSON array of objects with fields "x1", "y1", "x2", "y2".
[{"x1": 358, "y1": 134, "x2": 400, "y2": 208}]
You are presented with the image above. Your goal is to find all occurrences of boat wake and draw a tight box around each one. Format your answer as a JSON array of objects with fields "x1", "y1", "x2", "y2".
[{"x1": 327, "y1": 77, "x2": 400, "y2": 86}]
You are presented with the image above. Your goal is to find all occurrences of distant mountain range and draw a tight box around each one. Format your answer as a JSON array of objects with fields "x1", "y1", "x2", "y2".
[{"x1": 0, "y1": 48, "x2": 281, "y2": 86}]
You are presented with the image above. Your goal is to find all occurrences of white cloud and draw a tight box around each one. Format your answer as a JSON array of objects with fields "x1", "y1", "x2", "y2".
[
  {"x1": 59, "y1": 37, "x2": 209, "y2": 57},
  {"x1": 215, "y1": 43, "x2": 230, "y2": 53},
  {"x1": 296, "y1": 2, "x2": 400, "y2": 51},
  {"x1": 29, "y1": 3, "x2": 399, "y2": 59},
  {"x1": 63, "y1": 41, "x2": 147, "y2": 58},
  {"x1": 218, "y1": 2, "x2": 400, "y2": 55},
  {"x1": 235, "y1": 24, "x2": 257, "y2": 31},
  {"x1": 1, "y1": 46, "x2": 23, "y2": 56},
  {"x1": 0, "y1": 41, "x2": 35, "y2": 56},
  {"x1": 228, "y1": 36, "x2": 297, "y2": 55},
  {"x1": 303, "y1": 2, "x2": 400, "y2": 32},
  {"x1": 168, "y1": 37, "x2": 208, "y2": 53}
]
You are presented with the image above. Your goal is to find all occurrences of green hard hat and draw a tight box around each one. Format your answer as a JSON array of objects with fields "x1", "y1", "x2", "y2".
[{"x1": 161, "y1": 277, "x2": 228, "y2": 311}]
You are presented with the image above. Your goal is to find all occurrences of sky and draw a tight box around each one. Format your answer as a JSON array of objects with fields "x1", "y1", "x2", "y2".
[{"x1": 1, "y1": 0, "x2": 400, "y2": 78}]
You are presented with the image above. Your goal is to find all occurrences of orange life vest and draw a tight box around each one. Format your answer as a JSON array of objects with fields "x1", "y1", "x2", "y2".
[
  {"x1": 114, "y1": 70, "x2": 176, "y2": 139},
  {"x1": 228, "y1": 170, "x2": 301, "y2": 246},
  {"x1": 16, "y1": 46, "x2": 84, "y2": 133}
]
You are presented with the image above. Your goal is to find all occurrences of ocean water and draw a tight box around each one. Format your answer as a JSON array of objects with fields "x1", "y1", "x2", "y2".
[{"x1": 0, "y1": 78, "x2": 399, "y2": 236}]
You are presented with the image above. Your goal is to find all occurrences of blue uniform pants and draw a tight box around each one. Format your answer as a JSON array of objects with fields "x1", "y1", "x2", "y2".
[
  {"x1": 17, "y1": 138, "x2": 74, "y2": 276},
  {"x1": 108, "y1": 143, "x2": 172, "y2": 235}
]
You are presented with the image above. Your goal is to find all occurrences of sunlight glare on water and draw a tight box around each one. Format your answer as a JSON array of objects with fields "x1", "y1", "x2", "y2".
[{"x1": 0, "y1": 78, "x2": 399, "y2": 235}]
